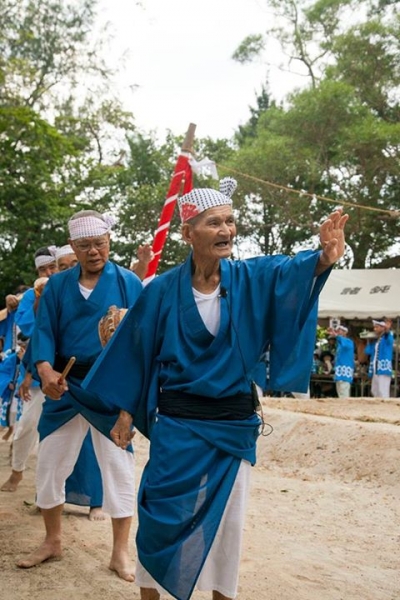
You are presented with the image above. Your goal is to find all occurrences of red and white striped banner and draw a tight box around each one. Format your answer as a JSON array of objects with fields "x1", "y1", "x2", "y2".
[{"x1": 143, "y1": 152, "x2": 193, "y2": 284}]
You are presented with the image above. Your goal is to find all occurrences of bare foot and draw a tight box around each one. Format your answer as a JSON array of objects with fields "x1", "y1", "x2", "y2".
[
  {"x1": 89, "y1": 506, "x2": 106, "y2": 521},
  {"x1": 109, "y1": 550, "x2": 135, "y2": 582},
  {"x1": 1, "y1": 470, "x2": 23, "y2": 492},
  {"x1": 17, "y1": 540, "x2": 62, "y2": 568}
]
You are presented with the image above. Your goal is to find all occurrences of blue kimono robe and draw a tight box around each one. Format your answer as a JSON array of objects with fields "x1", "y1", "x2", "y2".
[
  {"x1": 365, "y1": 332, "x2": 394, "y2": 377},
  {"x1": 0, "y1": 311, "x2": 17, "y2": 353},
  {"x1": 31, "y1": 261, "x2": 142, "y2": 443},
  {"x1": 0, "y1": 352, "x2": 19, "y2": 426},
  {"x1": 83, "y1": 250, "x2": 330, "y2": 600},
  {"x1": 334, "y1": 336, "x2": 355, "y2": 383},
  {"x1": 15, "y1": 288, "x2": 36, "y2": 337}
]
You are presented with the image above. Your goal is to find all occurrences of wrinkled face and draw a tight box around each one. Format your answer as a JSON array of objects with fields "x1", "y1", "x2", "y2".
[
  {"x1": 57, "y1": 253, "x2": 78, "y2": 272},
  {"x1": 182, "y1": 205, "x2": 236, "y2": 261},
  {"x1": 37, "y1": 261, "x2": 58, "y2": 278},
  {"x1": 70, "y1": 234, "x2": 110, "y2": 275}
]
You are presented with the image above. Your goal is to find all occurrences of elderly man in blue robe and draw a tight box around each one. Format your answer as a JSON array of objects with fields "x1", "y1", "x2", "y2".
[
  {"x1": 17, "y1": 210, "x2": 143, "y2": 582},
  {"x1": 84, "y1": 179, "x2": 349, "y2": 600}
]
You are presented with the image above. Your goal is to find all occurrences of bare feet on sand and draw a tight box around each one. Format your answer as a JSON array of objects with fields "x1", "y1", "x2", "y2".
[
  {"x1": 89, "y1": 506, "x2": 106, "y2": 521},
  {"x1": 17, "y1": 540, "x2": 62, "y2": 568},
  {"x1": 109, "y1": 550, "x2": 135, "y2": 582},
  {"x1": 1, "y1": 470, "x2": 22, "y2": 492}
]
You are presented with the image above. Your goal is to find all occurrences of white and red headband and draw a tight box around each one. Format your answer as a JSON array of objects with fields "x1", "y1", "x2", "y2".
[{"x1": 178, "y1": 177, "x2": 237, "y2": 223}]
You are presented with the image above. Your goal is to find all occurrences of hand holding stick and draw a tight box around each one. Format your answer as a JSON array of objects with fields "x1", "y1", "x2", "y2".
[{"x1": 58, "y1": 356, "x2": 76, "y2": 384}]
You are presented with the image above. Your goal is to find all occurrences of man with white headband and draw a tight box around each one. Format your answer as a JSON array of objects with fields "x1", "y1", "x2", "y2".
[
  {"x1": 364, "y1": 318, "x2": 394, "y2": 397},
  {"x1": 2, "y1": 243, "x2": 105, "y2": 523},
  {"x1": 1, "y1": 247, "x2": 58, "y2": 493},
  {"x1": 18, "y1": 210, "x2": 143, "y2": 581},
  {"x1": 55, "y1": 244, "x2": 78, "y2": 271},
  {"x1": 327, "y1": 324, "x2": 355, "y2": 398},
  {"x1": 84, "y1": 178, "x2": 349, "y2": 600}
]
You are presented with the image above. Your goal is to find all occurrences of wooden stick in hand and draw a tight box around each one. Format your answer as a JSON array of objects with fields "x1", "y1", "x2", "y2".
[{"x1": 58, "y1": 356, "x2": 76, "y2": 384}]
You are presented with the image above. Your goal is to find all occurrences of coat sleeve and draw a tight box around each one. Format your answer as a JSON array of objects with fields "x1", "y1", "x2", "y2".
[
  {"x1": 82, "y1": 280, "x2": 165, "y2": 438},
  {"x1": 268, "y1": 251, "x2": 331, "y2": 393},
  {"x1": 30, "y1": 282, "x2": 59, "y2": 367}
]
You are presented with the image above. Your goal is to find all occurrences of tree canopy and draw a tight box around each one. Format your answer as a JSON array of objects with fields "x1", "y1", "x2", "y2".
[
  {"x1": 230, "y1": 0, "x2": 400, "y2": 268},
  {"x1": 1, "y1": 0, "x2": 399, "y2": 304}
]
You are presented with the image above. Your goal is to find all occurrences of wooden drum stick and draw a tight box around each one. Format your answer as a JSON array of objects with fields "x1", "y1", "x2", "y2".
[{"x1": 58, "y1": 356, "x2": 76, "y2": 384}]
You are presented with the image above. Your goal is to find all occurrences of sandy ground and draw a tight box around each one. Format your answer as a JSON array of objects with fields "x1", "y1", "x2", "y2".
[{"x1": 0, "y1": 396, "x2": 399, "y2": 600}]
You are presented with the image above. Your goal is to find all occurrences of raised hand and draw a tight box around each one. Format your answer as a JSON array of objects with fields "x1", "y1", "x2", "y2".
[{"x1": 317, "y1": 208, "x2": 349, "y2": 273}]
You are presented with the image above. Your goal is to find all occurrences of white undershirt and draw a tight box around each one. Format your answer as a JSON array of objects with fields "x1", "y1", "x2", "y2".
[
  {"x1": 192, "y1": 285, "x2": 221, "y2": 336},
  {"x1": 78, "y1": 283, "x2": 93, "y2": 300}
]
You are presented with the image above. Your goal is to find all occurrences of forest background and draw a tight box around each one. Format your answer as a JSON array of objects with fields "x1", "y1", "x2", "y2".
[{"x1": 1, "y1": 0, "x2": 399, "y2": 299}]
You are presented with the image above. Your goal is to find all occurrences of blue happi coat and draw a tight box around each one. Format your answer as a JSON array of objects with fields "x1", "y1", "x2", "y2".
[
  {"x1": 0, "y1": 352, "x2": 19, "y2": 426},
  {"x1": 334, "y1": 336, "x2": 355, "y2": 383},
  {"x1": 15, "y1": 288, "x2": 36, "y2": 337},
  {"x1": 83, "y1": 250, "x2": 330, "y2": 600},
  {"x1": 31, "y1": 260, "x2": 142, "y2": 466},
  {"x1": 365, "y1": 331, "x2": 394, "y2": 377},
  {"x1": 0, "y1": 311, "x2": 18, "y2": 353}
]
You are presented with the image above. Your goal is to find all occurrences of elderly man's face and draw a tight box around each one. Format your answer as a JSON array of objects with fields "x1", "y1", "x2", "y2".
[
  {"x1": 37, "y1": 262, "x2": 58, "y2": 278},
  {"x1": 182, "y1": 205, "x2": 236, "y2": 261},
  {"x1": 57, "y1": 253, "x2": 78, "y2": 272},
  {"x1": 70, "y1": 235, "x2": 110, "y2": 275}
]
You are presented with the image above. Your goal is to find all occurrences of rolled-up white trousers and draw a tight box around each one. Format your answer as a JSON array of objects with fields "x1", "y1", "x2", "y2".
[
  {"x1": 36, "y1": 414, "x2": 135, "y2": 517},
  {"x1": 12, "y1": 387, "x2": 45, "y2": 472}
]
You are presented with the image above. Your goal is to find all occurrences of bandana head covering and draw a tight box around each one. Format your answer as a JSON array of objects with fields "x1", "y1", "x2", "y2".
[
  {"x1": 68, "y1": 212, "x2": 115, "y2": 240},
  {"x1": 372, "y1": 319, "x2": 386, "y2": 327},
  {"x1": 34, "y1": 246, "x2": 57, "y2": 269},
  {"x1": 337, "y1": 325, "x2": 348, "y2": 333},
  {"x1": 55, "y1": 244, "x2": 75, "y2": 261},
  {"x1": 178, "y1": 177, "x2": 237, "y2": 223}
]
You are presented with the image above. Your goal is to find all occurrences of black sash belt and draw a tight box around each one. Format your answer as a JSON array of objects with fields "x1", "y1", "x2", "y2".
[
  {"x1": 158, "y1": 390, "x2": 254, "y2": 421},
  {"x1": 53, "y1": 355, "x2": 94, "y2": 381}
]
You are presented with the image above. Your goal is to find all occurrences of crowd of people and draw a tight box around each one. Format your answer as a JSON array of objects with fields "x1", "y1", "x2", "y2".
[
  {"x1": 0, "y1": 180, "x2": 350, "y2": 600},
  {"x1": 310, "y1": 318, "x2": 395, "y2": 399}
]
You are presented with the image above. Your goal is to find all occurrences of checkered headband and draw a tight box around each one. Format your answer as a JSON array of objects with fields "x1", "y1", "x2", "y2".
[
  {"x1": 34, "y1": 246, "x2": 57, "y2": 269},
  {"x1": 178, "y1": 177, "x2": 237, "y2": 223},
  {"x1": 68, "y1": 215, "x2": 115, "y2": 240}
]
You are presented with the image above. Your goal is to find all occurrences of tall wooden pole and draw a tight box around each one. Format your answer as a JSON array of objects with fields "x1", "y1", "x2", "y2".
[{"x1": 143, "y1": 123, "x2": 196, "y2": 283}]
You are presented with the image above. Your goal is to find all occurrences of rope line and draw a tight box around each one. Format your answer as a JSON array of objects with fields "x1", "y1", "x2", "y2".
[{"x1": 217, "y1": 164, "x2": 399, "y2": 218}]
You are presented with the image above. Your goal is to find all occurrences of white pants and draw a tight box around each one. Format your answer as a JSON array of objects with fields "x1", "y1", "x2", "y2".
[
  {"x1": 135, "y1": 460, "x2": 251, "y2": 598},
  {"x1": 12, "y1": 387, "x2": 45, "y2": 472},
  {"x1": 291, "y1": 387, "x2": 310, "y2": 399},
  {"x1": 371, "y1": 374, "x2": 391, "y2": 398},
  {"x1": 336, "y1": 380, "x2": 351, "y2": 398},
  {"x1": 9, "y1": 396, "x2": 19, "y2": 426},
  {"x1": 36, "y1": 414, "x2": 135, "y2": 518}
]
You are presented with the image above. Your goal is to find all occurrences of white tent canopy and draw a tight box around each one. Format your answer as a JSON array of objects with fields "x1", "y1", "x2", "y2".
[{"x1": 318, "y1": 269, "x2": 400, "y2": 319}]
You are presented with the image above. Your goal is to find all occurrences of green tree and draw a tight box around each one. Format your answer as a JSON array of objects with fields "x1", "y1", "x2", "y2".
[
  {"x1": 229, "y1": 0, "x2": 400, "y2": 267},
  {"x1": 0, "y1": 0, "x2": 137, "y2": 294}
]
